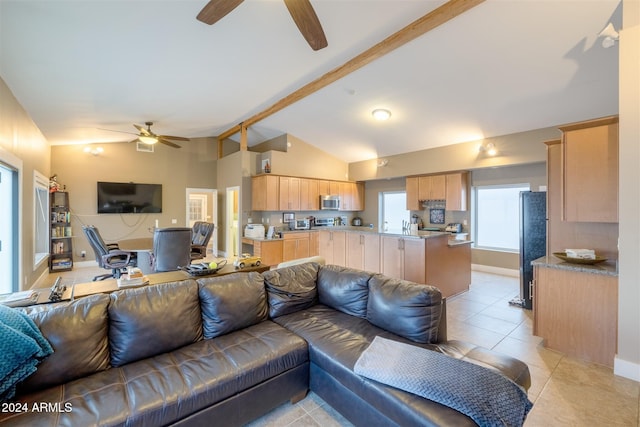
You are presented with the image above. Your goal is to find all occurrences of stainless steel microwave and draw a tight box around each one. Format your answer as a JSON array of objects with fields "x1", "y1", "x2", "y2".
[{"x1": 320, "y1": 195, "x2": 340, "y2": 210}]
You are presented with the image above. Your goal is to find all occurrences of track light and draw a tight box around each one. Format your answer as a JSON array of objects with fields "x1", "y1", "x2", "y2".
[
  {"x1": 479, "y1": 142, "x2": 497, "y2": 156},
  {"x1": 377, "y1": 159, "x2": 389, "y2": 167},
  {"x1": 598, "y1": 22, "x2": 619, "y2": 48}
]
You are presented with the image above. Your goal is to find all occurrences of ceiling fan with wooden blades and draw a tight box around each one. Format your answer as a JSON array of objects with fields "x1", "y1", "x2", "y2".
[
  {"x1": 197, "y1": 0, "x2": 328, "y2": 51},
  {"x1": 130, "y1": 122, "x2": 190, "y2": 148}
]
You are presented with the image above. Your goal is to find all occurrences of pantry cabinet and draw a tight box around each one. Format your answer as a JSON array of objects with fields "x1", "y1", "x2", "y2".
[{"x1": 559, "y1": 116, "x2": 618, "y2": 223}]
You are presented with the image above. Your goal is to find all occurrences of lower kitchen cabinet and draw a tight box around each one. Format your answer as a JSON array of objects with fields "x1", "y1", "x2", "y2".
[
  {"x1": 380, "y1": 236, "x2": 425, "y2": 283},
  {"x1": 346, "y1": 232, "x2": 380, "y2": 273},
  {"x1": 318, "y1": 230, "x2": 346, "y2": 266},
  {"x1": 282, "y1": 232, "x2": 310, "y2": 262},
  {"x1": 250, "y1": 239, "x2": 283, "y2": 267},
  {"x1": 533, "y1": 264, "x2": 618, "y2": 367}
]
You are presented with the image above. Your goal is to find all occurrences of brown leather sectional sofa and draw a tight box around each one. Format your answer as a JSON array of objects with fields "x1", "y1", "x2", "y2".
[{"x1": 0, "y1": 263, "x2": 530, "y2": 426}]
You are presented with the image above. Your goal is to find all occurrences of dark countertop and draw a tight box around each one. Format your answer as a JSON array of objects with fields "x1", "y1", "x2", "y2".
[{"x1": 532, "y1": 255, "x2": 618, "y2": 277}]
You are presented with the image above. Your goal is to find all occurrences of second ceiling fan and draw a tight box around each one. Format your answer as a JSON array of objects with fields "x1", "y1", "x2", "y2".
[{"x1": 197, "y1": 0, "x2": 328, "y2": 51}]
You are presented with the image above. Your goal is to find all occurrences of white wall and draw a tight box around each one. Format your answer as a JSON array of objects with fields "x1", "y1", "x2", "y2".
[{"x1": 616, "y1": 0, "x2": 640, "y2": 381}]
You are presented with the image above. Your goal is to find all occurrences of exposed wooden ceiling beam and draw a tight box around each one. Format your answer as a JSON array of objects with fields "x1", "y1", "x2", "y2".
[{"x1": 217, "y1": 0, "x2": 485, "y2": 143}]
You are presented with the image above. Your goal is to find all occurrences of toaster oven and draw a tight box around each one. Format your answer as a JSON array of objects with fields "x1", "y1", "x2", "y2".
[{"x1": 289, "y1": 219, "x2": 311, "y2": 230}]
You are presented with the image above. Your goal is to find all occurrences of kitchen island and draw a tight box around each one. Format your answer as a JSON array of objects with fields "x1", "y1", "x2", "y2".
[{"x1": 242, "y1": 227, "x2": 472, "y2": 298}]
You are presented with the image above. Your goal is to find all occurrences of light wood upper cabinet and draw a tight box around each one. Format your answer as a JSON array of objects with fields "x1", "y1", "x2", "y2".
[
  {"x1": 299, "y1": 178, "x2": 319, "y2": 211},
  {"x1": 406, "y1": 173, "x2": 468, "y2": 211},
  {"x1": 318, "y1": 180, "x2": 340, "y2": 196},
  {"x1": 418, "y1": 175, "x2": 446, "y2": 201},
  {"x1": 339, "y1": 182, "x2": 364, "y2": 211},
  {"x1": 445, "y1": 172, "x2": 468, "y2": 211},
  {"x1": 559, "y1": 116, "x2": 618, "y2": 223},
  {"x1": 406, "y1": 177, "x2": 421, "y2": 210},
  {"x1": 279, "y1": 176, "x2": 301, "y2": 211},
  {"x1": 251, "y1": 175, "x2": 279, "y2": 211}
]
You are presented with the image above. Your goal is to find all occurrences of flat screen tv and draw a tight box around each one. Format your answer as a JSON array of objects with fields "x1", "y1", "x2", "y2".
[{"x1": 97, "y1": 182, "x2": 162, "y2": 214}]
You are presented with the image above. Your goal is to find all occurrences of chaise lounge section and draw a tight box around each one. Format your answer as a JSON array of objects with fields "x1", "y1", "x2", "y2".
[{"x1": 0, "y1": 263, "x2": 531, "y2": 426}]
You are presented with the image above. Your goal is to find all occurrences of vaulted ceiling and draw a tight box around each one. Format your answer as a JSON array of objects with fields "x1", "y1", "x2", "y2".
[{"x1": 0, "y1": 0, "x2": 621, "y2": 163}]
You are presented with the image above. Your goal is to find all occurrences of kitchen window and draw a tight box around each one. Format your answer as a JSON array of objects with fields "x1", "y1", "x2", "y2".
[
  {"x1": 379, "y1": 191, "x2": 409, "y2": 233},
  {"x1": 473, "y1": 184, "x2": 529, "y2": 251}
]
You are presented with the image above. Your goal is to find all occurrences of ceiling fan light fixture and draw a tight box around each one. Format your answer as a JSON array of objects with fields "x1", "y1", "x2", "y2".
[
  {"x1": 139, "y1": 135, "x2": 158, "y2": 145},
  {"x1": 372, "y1": 109, "x2": 391, "y2": 121}
]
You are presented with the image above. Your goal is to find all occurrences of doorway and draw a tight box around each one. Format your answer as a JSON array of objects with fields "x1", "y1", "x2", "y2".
[
  {"x1": 226, "y1": 186, "x2": 240, "y2": 258},
  {"x1": 186, "y1": 188, "x2": 217, "y2": 257},
  {"x1": 0, "y1": 156, "x2": 20, "y2": 293}
]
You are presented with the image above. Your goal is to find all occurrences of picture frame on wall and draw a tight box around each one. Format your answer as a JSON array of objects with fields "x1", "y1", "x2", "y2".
[{"x1": 283, "y1": 212, "x2": 294, "y2": 224}]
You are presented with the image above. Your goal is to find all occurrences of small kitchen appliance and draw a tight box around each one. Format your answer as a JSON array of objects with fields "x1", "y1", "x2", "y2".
[
  {"x1": 352, "y1": 217, "x2": 363, "y2": 226},
  {"x1": 289, "y1": 218, "x2": 311, "y2": 230},
  {"x1": 445, "y1": 223, "x2": 463, "y2": 233},
  {"x1": 320, "y1": 195, "x2": 340, "y2": 210},
  {"x1": 315, "y1": 218, "x2": 335, "y2": 227}
]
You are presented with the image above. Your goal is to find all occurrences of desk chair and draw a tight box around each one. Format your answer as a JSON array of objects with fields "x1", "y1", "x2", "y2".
[
  {"x1": 152, "y1": 227, "x2": 192, "y2": 272},
  {"x1": 190, "y1": 222, "x2": 215, "y2": 261},
  {"x1": 82, "y1": 225, "x2": 134, "y2": 280}
]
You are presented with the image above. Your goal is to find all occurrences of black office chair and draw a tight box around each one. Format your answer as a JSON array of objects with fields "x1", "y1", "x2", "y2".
[
  {"x1": 82, "y1": 225, "x2": 134, "y2": 281},
  {"x1": 190, "y1": 221, "x2": 215, "y2": 261},
  {"x1": 151, "y1": 227, "x2": 192, "y2": 272}
]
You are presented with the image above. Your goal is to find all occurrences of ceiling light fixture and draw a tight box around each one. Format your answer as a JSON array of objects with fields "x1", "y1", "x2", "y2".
[
  {"x1": 83, "y1": 146, "x2": 104, "y2": 156},
  {"x1": 598, "y1": 22, "x2": 619, "y2": 48},
  {"x1": 139, "y1": 135, "x2": 158, "y2": 145},
  {"x1": 372, "y1": 109, "x2": 391, "y2": 121}
]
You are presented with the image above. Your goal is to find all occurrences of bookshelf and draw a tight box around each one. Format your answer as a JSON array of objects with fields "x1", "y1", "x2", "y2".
[{"x1": 50, "y1": 191, "x2": 73, "y2": 272}]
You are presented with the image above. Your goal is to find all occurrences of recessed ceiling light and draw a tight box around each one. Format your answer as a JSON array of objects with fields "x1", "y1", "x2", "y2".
[{"x1": 372, "y1": 109, "x2": 391, "y2": 121}]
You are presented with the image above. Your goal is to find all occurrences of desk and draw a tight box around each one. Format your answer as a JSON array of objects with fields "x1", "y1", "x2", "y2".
[
  {"x1": 119, "y1": 238, "x2": 154, "y2": 274},
  {"x1": 33, "y1": 264, "x2": 270, "y2": 305}
]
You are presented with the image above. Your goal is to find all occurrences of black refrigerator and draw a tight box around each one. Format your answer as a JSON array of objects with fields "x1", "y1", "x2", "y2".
[{"x1": 515, "y1": 191, "x2": 547, "y2": 310}]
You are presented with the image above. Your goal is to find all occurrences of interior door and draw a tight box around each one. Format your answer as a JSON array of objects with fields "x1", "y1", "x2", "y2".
[{"x1": 186, "y1": 188, "x2": 218, "y2": 257}]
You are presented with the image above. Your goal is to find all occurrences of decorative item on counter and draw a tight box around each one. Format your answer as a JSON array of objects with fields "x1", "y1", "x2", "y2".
[{"x1": 553, "y1": 251, "x2": 608, "y2": 265}]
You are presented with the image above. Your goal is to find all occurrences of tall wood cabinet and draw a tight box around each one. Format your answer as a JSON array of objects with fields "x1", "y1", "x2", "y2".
[
  {"x1": 559, "y1": 116, "x2": 619, "y2": 223},
  {"x1": 49, "y1": 191, "x2": 73, "y2": 272}
]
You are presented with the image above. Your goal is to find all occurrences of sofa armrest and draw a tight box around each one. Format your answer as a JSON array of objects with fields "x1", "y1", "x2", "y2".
[{"x1": 436, "y1": 298, "x2": 447, "y2": 343}]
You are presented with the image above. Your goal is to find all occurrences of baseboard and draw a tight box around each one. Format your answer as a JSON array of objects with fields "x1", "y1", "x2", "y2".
[
  {"x1": 614, "y1": 356, "x2": 640, "y2": 382},
  {"x1": 471, "y1": 264, "x2": 519, "y2": 277},
  {"x1": 30, "y1": 269, "x2": 51, "y2": 290},
  {"x1": 73, "y1": 260, "x2": 98, "y2": 268}
]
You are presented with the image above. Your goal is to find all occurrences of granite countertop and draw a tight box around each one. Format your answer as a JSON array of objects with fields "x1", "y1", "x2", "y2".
[{"x1": 532, "y1": 255, "x2": 618, "y2": 277}]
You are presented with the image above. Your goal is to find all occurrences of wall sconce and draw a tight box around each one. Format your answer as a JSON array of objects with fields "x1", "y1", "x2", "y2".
[
  {"x1": 598, "y1": 22, "x2": 619, "y2": 48},
  {"x1": 377, "y1": 159, "x2": 389, "y2": 167},
  {"x1": 478, "y1": 142, "x2": 497, "y2": 156},
  {"x1": 84, "y1": 146, "x2": 104, "y2": 156},
  {"x1": 372, "y1": 109, "x2": 392, "y2": 121}
]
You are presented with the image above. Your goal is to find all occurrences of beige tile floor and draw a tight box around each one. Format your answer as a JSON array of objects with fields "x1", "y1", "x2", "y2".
[{"x1": 45, "y1": 266, "x2": 640, "y2": 426}]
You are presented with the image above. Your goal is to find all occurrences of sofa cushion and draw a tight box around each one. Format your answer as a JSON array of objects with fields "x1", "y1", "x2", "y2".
[
  {"x1": 263, "y1": 262, "x2": 319, "y2": 318},
  {"x1": 17, "y1": 293, "x2": 111, "y2": 394},
  {"x1": 108, "y1": 280, "x2": 203, "y2": 367},
  {"x1": 197, "y1": 272, "x2": 268, "y2": 339},
  {"x1": 0, "y1": 321, "x2": 308, "y2": 427},
  {"x1": 366, "y1": 274, "x2": 442, "y2": 344},
  {"x1": 317, "y1": 265, "x2": 371, "y2": 318}
]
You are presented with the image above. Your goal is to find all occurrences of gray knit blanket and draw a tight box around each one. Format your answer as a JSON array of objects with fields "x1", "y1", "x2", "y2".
[{"x1": 354, "y1": 336, "x2": 533, "y2": 427}]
